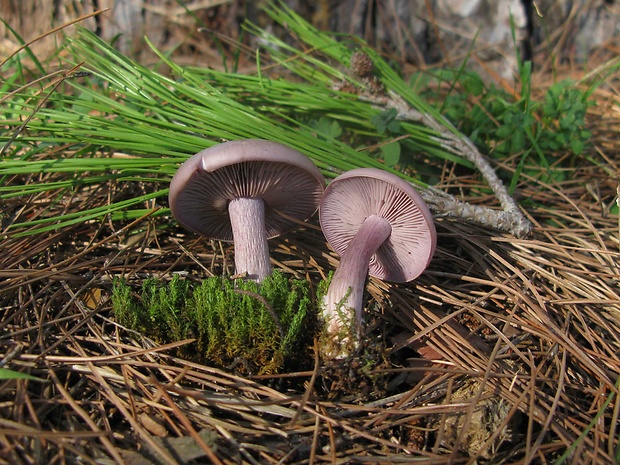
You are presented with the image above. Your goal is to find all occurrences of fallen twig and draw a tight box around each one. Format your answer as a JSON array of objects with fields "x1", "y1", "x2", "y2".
[{"x1": 362, "y1": 91, "x2": 534, "y2": 238}]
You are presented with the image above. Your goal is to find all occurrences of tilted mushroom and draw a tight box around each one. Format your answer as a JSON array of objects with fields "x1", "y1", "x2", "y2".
[
  {"x1": 319, "y1": 168, "x2": 437, "y2": 356},
  {"x1": 169, "y1": 139, "x2": 325, "y2": 281}
]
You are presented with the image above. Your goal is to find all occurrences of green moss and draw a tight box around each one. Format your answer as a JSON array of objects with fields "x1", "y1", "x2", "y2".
[{"x1": 112, "y1": 270, "x2": 313, "y2": 374}]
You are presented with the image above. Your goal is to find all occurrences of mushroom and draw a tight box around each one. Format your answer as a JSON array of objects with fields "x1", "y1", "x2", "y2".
[
  {"x1": 169, "y1": 139, "x2": 325, "y2": 281},
  {"x1": 319, "y1": 168, "x2": 436, "y2": 355}
]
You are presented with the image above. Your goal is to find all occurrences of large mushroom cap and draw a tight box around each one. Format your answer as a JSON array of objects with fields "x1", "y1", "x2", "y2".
[
  {"x1": 169, "y1": 139, "x2": 325, "y2": 241},
  {"x1": 320, "y1": 168, "x2": 436, "y2": 282}
]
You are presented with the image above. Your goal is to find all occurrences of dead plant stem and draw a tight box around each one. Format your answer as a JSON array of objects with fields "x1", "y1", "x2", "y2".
[{"x1": 363, "y1": 91, "x2": 534, "y2": 238}]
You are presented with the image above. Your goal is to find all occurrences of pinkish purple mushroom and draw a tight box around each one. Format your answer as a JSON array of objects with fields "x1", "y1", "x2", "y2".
[
  {"x1": 169, "y1": 139, "x2": 325, "y2": 281},
  {"x1": 319, "y1": 168, "x2": 437, "y2": 356}
]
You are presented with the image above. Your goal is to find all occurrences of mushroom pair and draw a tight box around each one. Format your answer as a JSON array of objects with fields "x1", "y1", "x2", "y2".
[{"x1": 169, "y1": 140, "x2": 437, "y2": 357}]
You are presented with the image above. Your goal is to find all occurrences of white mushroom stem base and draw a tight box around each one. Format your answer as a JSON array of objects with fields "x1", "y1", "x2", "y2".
[
  {"x1": 322, "y1": 215, "x2": 392, "y2": 353},
  {"x1": 228, "y1": 197, "x2": 271, "y2": 281}
]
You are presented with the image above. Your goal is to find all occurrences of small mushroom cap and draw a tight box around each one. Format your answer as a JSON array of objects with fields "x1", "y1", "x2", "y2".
[
  {"x1": 320, "y1": 168, "x2": 436, "y2": 282},
  {"x1": 169, "y1": 139, "x2": 325, "y2": 241}
]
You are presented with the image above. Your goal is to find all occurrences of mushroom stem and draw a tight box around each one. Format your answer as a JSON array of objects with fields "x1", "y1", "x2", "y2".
[
  {"x1": 228, "y1": 197, "x2": 271, "y2": 281},
  {"x1": 323, "y1": 214, "x2": 392, "y2": 342}
]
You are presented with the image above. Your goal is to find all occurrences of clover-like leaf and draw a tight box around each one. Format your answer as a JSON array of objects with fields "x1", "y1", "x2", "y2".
[{"x1": 380, "y1": 141, "x2": 401, "y2": 167}]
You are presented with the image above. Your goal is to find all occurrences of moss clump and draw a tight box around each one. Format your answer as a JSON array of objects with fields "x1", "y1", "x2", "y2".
[{"x1": 111, "y1": 270, "x2": 313, "y2": 374}]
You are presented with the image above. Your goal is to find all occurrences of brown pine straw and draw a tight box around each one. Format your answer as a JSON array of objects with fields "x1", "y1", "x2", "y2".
[
  {"x1": 1, "y1": 17, "x2": 620, "y2": 463},
  {"x1": 1, "y1": 128, "x2": 618, "y2": 463}
]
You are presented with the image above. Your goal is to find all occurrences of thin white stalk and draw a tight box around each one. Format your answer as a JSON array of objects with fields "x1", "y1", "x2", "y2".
[
  {"x1": 228, "y1": 197, "x2": 271, "y2": 281},
  {"x1": 322, "y1": 215, "x2": 392, "y2": 355}
]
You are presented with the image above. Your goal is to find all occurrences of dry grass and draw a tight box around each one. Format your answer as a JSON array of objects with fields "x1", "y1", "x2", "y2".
[
  {"x1": 1, "y1": 114, "x2": 618, "y2": 463},
  {"x1": 1, "y1": 4, "x2": 620, "y2": 464}
]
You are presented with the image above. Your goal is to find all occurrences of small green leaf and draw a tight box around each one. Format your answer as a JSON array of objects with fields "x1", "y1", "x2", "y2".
[
  {"x1": 559, "y1": 113, "x2": 575, "y2": 129},
  {"x1": 570, "y1": 138, "x2": 585, "y2": 155},
  {"x1": 370, "y1": 114, "x2": 387, "y2": 134},
  {"x1": 308, "y1": 116, "x2": 342, "y2": 139},
  {"x1": 0, "y1": 368, "x2": 41, "y2": 381},
  {"x1": 381, "y1": 141, "x2": 401, "y2": 167},
  {"x1": 371, "y1": 108, "x2": 398, "y2": 134},
  {"x1": 387, "y1": 119, "x2": 401, "y2": 133},
  {"x1": 495, "y1": 125, "x2": 512, "y2": 139},
  {"x1": 71, "y1": 91, "x2": 95, "y2": 115},
  {"x1": 462, "y1": 74, "x2": 485, "y2": 96}
]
